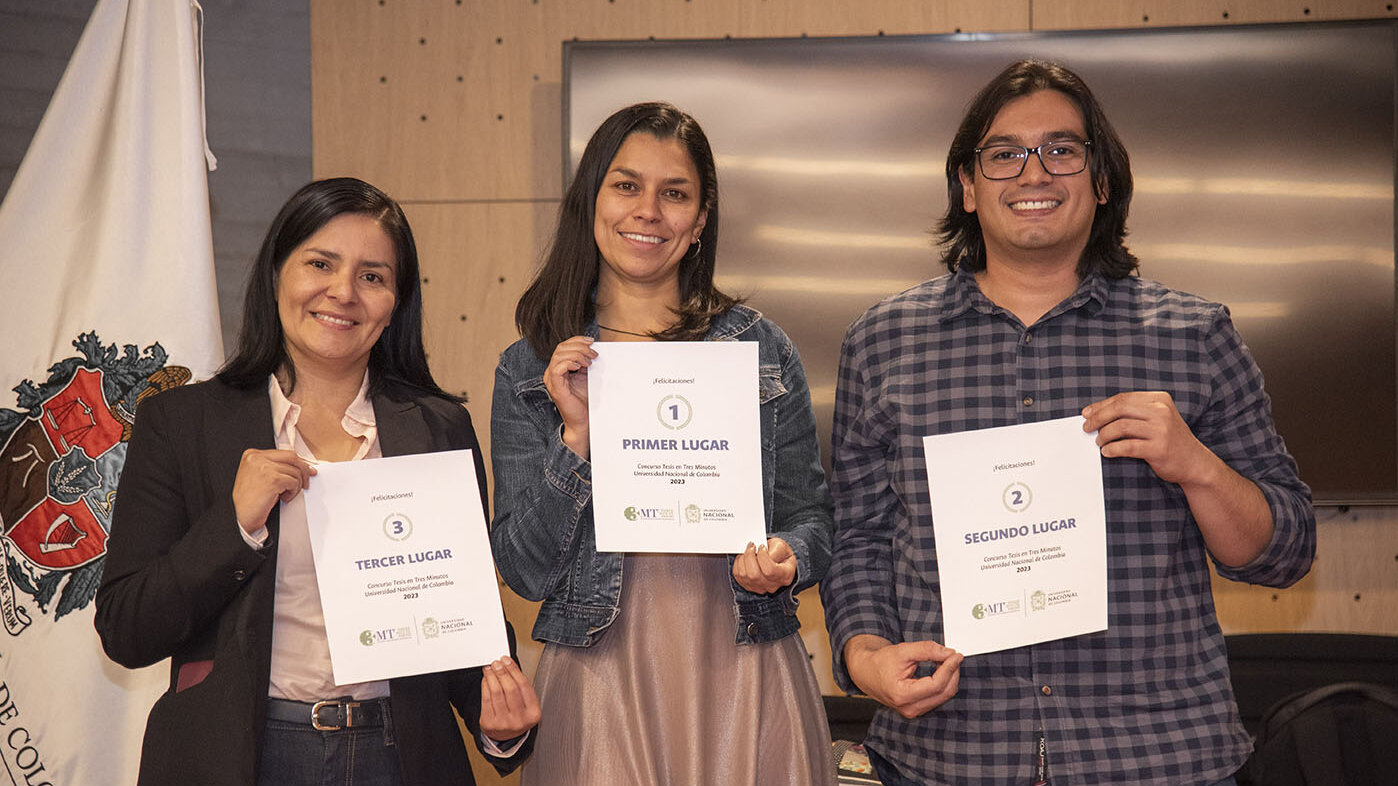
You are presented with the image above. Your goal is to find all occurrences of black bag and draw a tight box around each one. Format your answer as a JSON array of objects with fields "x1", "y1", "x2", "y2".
[{"x1": 1249, "y1": 681, "x2": 1398, "y2": 786}]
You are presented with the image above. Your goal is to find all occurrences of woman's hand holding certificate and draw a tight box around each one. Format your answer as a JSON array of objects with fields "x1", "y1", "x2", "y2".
[{"x1": 545, "y1": 335, "x2": 597, "y2": 459}]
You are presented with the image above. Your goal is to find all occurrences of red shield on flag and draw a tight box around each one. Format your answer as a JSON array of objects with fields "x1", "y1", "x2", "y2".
[
  {"x1": 36, "y1": 367, "x2": 123, "y2": 458},
  {"x1": 0, "y1": 367, "x2": 122, "y2": 570},
  {"x1": 5, "y1": 497, "x2": 107, "y2": 570}
]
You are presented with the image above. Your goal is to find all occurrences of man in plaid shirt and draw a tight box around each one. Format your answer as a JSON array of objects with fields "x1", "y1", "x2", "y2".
[{"x1": 821, "y1": 59, "x2": 1315, "y2": 785}]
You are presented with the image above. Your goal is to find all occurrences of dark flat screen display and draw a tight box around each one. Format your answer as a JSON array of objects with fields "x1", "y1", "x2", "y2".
[{"x1": 566, "y1": 22, "x2": 1396, "y2": 504}]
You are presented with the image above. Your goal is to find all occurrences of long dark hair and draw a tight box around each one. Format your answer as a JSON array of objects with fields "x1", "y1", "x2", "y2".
[
  {"x1": 218, "y1": 177, "x2": 460, "y2": 402},
  {"x1": 938, "y1": 59, "x2": 1137, "y2": 279},
  {"x1": 514, "y1": 101, "x2": 738, "y2": 359}
]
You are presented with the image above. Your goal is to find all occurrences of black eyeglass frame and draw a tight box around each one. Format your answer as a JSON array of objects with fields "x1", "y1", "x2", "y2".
[{"x1": 972, "y1": 139, "x2": 1093, "y2": 181}]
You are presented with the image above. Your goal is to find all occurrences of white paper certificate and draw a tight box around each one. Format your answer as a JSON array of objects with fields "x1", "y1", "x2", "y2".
[
  {"x1": 588, "y1": 341, "x2": 766, "y2": 553},
  {"x1": 923, "y1": 416, "x2": 1107, "y2": 657},
  {"x1": 303, "y1": 449, "x2": 508, "y2": 685}
]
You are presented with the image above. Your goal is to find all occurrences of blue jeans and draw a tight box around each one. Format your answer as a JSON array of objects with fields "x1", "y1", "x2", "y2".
[
  {"x1": 258, "y1": 716, "x2": 404, "y2": 786},
  {"x1": 865, "y1": 747, "x2": 1238, "y2": 786}
]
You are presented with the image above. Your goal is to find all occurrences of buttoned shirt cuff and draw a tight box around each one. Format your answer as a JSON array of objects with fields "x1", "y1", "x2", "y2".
[
  {"x1": 239, "y1": 518, "x2": 269, "y2": 550},
  {"x1": 480, "y1": 728, "x2": 530, "y2": 758}
]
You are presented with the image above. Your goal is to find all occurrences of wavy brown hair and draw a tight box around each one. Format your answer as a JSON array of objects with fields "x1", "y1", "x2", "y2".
[
  {"x1": 938, "y1": 59, "x2": 1137, "y2": 279},
  {"x1": 514, "y1": 102, "x2": 739, "y2": 359}
]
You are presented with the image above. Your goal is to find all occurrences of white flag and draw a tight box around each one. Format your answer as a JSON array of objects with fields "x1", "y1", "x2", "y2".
[{"x1": 0, "y1": 1, "x2": 223, "y2": 783}]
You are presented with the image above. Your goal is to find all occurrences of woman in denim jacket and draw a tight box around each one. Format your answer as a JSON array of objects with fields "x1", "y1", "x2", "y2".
[{"x1": 490, "y1": 102, "x2": 836, "y2": 785}]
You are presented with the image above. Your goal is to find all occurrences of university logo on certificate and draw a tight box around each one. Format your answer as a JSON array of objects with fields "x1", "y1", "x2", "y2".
[
  {"x1": 923, "y1": 416, "x2": 1108, "y2": 656},
  {"x1": 303, "y1": 449, "x2": 509, "y2": 685},
  {"x1": 588, "y1": 341, "x2": 766, "y2": 553}
]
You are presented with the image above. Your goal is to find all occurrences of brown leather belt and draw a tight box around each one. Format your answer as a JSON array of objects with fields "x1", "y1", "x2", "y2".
[{"x1": 265, "y1": 697, "x2": 389, "y2": 731}]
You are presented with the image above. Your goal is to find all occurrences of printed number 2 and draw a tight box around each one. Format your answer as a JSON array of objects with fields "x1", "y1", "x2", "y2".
[{"x1": 1010, "y1": 490, "x2": 1023, "y2": 505}]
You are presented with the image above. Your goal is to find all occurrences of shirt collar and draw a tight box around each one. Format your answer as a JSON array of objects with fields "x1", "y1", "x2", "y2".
[
  {"x1": 268, "y1": 375, "x2": 297, "y2": 450},
  {"x1": 267, "y1": 371, "x2": 377, "y2": 452},
  {"x1": 939, "y1": 263, "x2": 1109, "y2": 324},
  {"x1": 937, "y1": 265, "x2": 989, "y2": 323},
  {"x1": 341, "y1": 373, "x2": 377, "y2": 437}
]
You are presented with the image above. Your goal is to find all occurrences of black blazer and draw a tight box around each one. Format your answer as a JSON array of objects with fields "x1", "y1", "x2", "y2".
[{"x1": 94, "y1": 377, "x2": 531, "y2": 785}]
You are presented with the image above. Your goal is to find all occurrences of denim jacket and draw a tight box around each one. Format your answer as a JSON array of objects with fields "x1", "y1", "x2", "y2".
[{"x1": 489, "y1": 304, "x2": 833, "y2": 647}]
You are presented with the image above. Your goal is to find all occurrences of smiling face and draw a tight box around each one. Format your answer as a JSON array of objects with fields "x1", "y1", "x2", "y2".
[
  {"x1": 593, "y1": 132, "x2": 708, "y2": 301},
  {"x1": 959, "y1": 89, "x2": 1106, "y2": 272},
  {"x1": 276, "y1": 212, "x2": 398, "y2": 376}
]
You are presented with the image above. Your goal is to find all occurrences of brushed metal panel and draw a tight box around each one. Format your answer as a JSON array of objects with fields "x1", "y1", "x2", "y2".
[{"x1": 567, "y1": 23, "x2": 1395, "y2": 503}]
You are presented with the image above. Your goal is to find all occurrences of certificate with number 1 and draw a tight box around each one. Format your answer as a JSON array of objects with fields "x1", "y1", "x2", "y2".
[{"x1": 588, "y1": 341, "x2": 766, "y2": 553}]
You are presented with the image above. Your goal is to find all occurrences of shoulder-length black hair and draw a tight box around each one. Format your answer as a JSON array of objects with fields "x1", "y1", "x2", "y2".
[
  {"x1": 514, "y1": 101, "x2": 738, "y2": 359},
  {"x1": 937, "y1": 59, "x2": 1138, "y2": 279},
  {"x1": 218, "y1": 177, "x2": 460, "y2": 402}
]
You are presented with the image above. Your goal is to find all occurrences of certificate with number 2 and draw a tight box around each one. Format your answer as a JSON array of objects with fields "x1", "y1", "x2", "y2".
[{"x1": 923, "y1": 416, "x2": 1108, "y2": 657}]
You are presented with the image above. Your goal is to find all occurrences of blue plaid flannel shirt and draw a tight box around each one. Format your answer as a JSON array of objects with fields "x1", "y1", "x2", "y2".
[{"x1": 821, "y1": 266, "x2": 1315, "y2": 785}]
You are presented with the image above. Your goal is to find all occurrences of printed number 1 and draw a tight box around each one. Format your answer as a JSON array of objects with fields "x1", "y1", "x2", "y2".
[{"x1": 669, "y1": 404, "x2": 680, "y2": 421}]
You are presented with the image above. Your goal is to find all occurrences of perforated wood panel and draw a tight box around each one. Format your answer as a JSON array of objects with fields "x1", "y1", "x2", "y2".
[
  {"x1": 310, "y1": 4, "x2": 1398, "y2": 783},
  {"x1": 1033, "y1": 0, "x2": 1395, "y2": 30}
]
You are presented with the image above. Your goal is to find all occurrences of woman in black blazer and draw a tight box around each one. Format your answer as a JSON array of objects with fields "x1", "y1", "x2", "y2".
[{"x1": 95, "y1": 178, "x2": 538, "y2": 785}]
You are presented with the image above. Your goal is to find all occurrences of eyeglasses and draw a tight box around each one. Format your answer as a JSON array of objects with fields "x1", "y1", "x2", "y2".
[{"x1": 973, "y1": 139, "x2": 1092, "y2": 180}]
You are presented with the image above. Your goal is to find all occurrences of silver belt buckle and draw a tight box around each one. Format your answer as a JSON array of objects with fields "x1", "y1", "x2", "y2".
[{"x1": 310, "y1": 699, "x2": 357, "y2": 731}]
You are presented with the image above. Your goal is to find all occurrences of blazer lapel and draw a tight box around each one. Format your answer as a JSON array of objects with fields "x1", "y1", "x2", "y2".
[
  {"x1": 374, "y1": 391, "x2": 429, "y2": 458},
  {"x1": 206, "y1": 381, "x2": 281, "y2": 680},
  {"x1": 210, "y1": 380, "x2": 279, "y2": 531}
]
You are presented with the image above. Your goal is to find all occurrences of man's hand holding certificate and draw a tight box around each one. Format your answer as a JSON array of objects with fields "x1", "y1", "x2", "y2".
[
  {"x1": 303, "y1": 449, "x2": 507, "y2": 685},
  {"x1": 923, "y1": 416, "x2": 1108, "y2": 656},
  {"x1": 587, "y1": 341, "x2": 765, "y2": 553}
]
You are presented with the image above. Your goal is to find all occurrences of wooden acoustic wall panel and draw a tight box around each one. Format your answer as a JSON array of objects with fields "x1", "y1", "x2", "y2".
[
  {"x1": 1212, "y1": 509, "x2": 1398, "y2": 635},
  {"x1": 313, "y1": 11, "x2": 1398, "y2": 774},
  {"x1": 400, "y1": 201, "x2": 550, "y2": 410},
  {"x1": 1034, "y1": 0, "x2": 1396, "y2": 29},
  {"x1": 311, "y1": 0, "x2": 1026, "y2": 203},
  {"x1": 403, "y1": 198, "x2": 552, "y2": 786}
]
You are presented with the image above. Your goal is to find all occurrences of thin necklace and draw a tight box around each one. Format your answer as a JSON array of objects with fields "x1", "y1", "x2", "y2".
[{"x1": 597, "y1": 323, "x2": 655, "y2": 338}]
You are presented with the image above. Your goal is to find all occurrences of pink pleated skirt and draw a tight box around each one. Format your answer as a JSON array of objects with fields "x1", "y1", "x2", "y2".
[{"x1": 521, "y1": 553, "x2": 836, "y2": 786}]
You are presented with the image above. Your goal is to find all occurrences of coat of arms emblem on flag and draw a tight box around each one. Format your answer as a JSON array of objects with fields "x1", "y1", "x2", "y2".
[{"x1": 0, "y1": 332, "x2": 191, "y2": 637}]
